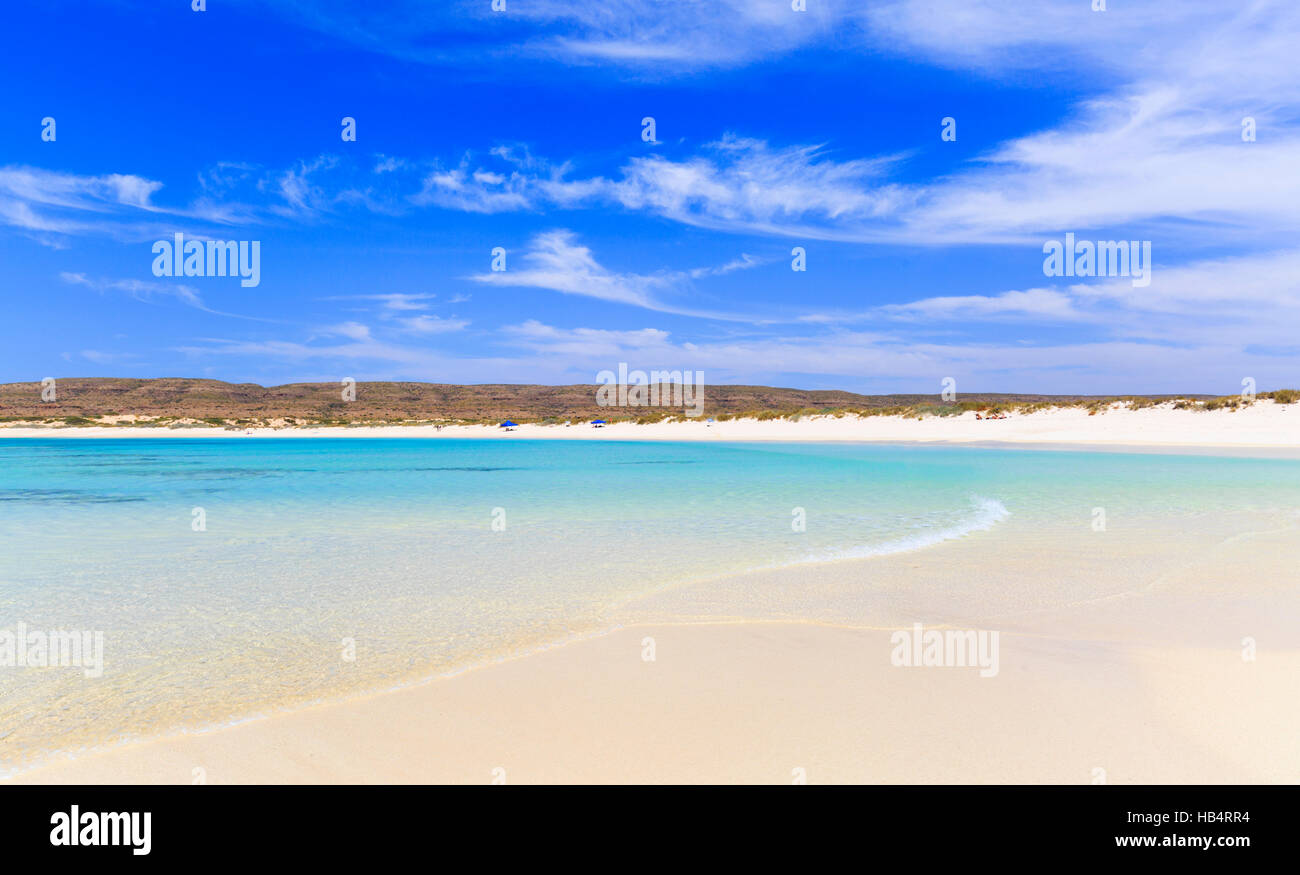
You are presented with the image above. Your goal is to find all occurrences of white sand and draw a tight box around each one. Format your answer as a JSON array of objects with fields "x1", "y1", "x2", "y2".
[
  {"x1": 13, "y1": 622, "x2": 1295, "y2": 785},
  {"x1": 10, "y1": 501, "x2": 1298, "y2": 785},
  {"x1": 4, "y1": 399, "x2": 1299, "y2": 449}
]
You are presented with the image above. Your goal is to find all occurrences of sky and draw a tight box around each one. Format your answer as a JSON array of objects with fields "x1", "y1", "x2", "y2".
[{"x1": 2, "y1": 0, "x2": 1298, "y2": 394}]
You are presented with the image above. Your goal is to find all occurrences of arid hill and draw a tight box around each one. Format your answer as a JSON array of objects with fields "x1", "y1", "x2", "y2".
[{"x1": 0, "y1": 378, "x2": 1207, "y2": 426}]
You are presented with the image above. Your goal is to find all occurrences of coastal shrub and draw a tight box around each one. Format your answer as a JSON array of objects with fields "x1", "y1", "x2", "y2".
[
  {"x1": 860, "y1": 405, "x2": 911, "y2": 418},
  {"x1": 1202, "y1": 397, "x2": 1240, "y2": 411},
  {"x1": 1267, "y1": 389, "x2": 1298, "y2": 404}
]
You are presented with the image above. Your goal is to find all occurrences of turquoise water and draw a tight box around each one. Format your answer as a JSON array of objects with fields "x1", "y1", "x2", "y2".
[{"x1": 1, "y1": 437, "x2": 1298, "y2": 771}]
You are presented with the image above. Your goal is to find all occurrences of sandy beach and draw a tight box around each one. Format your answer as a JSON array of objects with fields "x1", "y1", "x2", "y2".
[
  {"x1": 3, "y1": 399, "x2": 1299, "y2": 450},
  {"x1": 11, "y1": 478, "x2": 1299, "y2": 785},
  {"x1": 14, "y1": 623, "x2": 1296, "y2": 785}
]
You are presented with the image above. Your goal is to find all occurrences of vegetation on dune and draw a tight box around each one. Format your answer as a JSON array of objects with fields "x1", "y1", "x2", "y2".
[
  {"x1": 1201, "y1": 396, "x2": 1241, "y2": 411},
  {"x1": 0, "y1": 379, "x2": 1293, "y2": 427}
]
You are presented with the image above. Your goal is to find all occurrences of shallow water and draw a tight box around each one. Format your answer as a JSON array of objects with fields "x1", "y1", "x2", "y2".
[{"x1": 1, "y1": 438, "x2": 1298, "y2": 772}]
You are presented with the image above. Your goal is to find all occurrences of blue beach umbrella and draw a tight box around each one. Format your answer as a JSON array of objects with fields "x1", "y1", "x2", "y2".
[
  {"x1": 499, "y1": 420, "x2": 518, "y2": 428},
  {"x1": 591, "y1": 419, "x2": 607, "y2": 426}
]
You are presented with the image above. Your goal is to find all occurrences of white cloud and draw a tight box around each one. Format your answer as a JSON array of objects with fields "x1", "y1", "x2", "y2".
[
  {"x1": 882, "y1": 288, "x2": 1085, "y2": 322},
  {"x1": 266, "y1": 156, "x2": 342, "y2": 218},
  {"x1": 320, "y1": 321, "x2": 373, "y2": 341},
  {"x1": 265, "y1": 0, "x2": 845, "y2": 71},
  {"x1": 323, "y1": 293, "x2": 438, "y2": 312},
  {"x1": 875, "y1": 248, "x2": 1300, "y2": 348},
  {"x1": 60, "y1": 272, "x2": 274, "y2": 322},
  {"x1": 410, "y1": 161, "x2": 534, "y2": 213},
  {"x1": 468, "y1": 229, "x2": 771, "y2": 321},
  {"x1": 80, "y1": 349, "x2": 139, "y2": 364},
  {"x1": 0, "y1": 167, "x2": 165, "y2": 237},
  {"x1": 398, "y1": 314, "x2": 470, "y2": 334},
  {"x1": 610, "y1": 136, "x2": 910, "y2": 238},
  {"x1": 687, "y1": 253, "x2": 764, "y2": 279},
  {"x1": 361, "y1": 100, "x2": 1299, "y2": 246},
  {"x1": 304, "y1": 1, "x2": 1300, "y2": 250},
  {"x1": 470, "y1": 229, "x2": 660, "y2": 308}
]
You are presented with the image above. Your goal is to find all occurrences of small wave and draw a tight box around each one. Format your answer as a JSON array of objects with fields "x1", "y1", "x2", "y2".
[
  {"x1": 315, "y1": 466, "x2": 528, "y2": 474},
  {"x1": 793, "y1": 496, "x2": 1010, "y2": 565},
  {"x1": 0, "y1": 489, "x2": 146, "y2": 504}
]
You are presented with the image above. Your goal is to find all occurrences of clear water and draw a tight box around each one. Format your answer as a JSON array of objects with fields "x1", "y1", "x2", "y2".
[{"x1": 1, "y1": 437, "x2": 1298, "y2": 772}]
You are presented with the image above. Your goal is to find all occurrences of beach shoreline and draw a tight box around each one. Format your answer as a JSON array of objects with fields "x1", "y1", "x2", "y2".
[
  {"x1": 2, "y1": 400, "x2": 1297, "y2": 452},
  {"x1": 9, "y1": 494, "x2": 1299, "y2": 785}
]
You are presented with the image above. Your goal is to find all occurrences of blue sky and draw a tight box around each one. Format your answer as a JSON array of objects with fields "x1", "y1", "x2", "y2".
[{"x1": 2, "y1": 0, "x2": 1298, "y2": 393}]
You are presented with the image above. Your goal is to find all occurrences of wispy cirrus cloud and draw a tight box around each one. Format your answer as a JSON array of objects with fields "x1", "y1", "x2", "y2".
[
  {"x1": 259, "y1": 0, "x2": 1300, "y2": 90},
  {"x1": 468, "y1": 229, "x2": 671, "y2": 310},
  {"x1": 39, "y1": 0, "x2": 1262, "y2": 260},
  {"x1": 0, "y1": 154, "x2": 390, "y2": 243},
  {"x1": 59, "y1": 272, "x2": 274, "y2": 322},
  {"x1": 249, "y1": 0, "x2": 844, "y2": 71},
  {"x1": 322, "y1": 293, "x2": 439, "y2": 311},
  {"x1": 387, "y1": 136, "x2": 910, "y2": 235},
  {"x1": 387, "y1": 108, "x2": 1300, "y2": 245},
  {"x1": 467, "y1": 228, "x2": 770, "y2": 322},
  {"x1": 317, "y1": 293, "x2": 469, "y2": 333},
  {"x1": 872, "y1": 248, "x2": 1300, "y2": 349},
  {"x1": 396, "y1": 314, "x2": 470, "y2": 334},
  {"x1": 79, "y1": 349, "x2": 140, "y2": 365},
  {"x1": 0, "y1": 167, "x2": 166, "y2": 238},
  {"x1": 880, "y1": 288, "x2": 1085, "y2": 322},
  {"x1": 0, "y1": 163, "x2": 270, "y2": 243},
  {"x1": 259, "y1": 0, "x2": 1298, "y2": 248}
]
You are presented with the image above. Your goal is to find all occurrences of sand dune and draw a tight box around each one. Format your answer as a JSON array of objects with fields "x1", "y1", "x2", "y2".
[{"x1": 4, "y1": 399, "x2": 1299, "y2": 451}]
